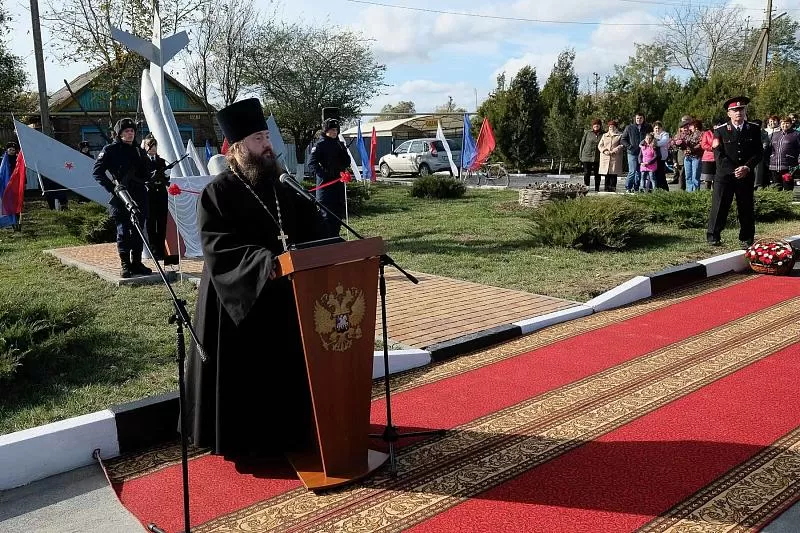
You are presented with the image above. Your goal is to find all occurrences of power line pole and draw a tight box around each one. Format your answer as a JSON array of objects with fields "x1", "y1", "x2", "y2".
[
  {"x1": 29, "y1": 0, "x2": 52, "y2": 137},
  {"x1": 761, "y1": 0, "x2": 773, "y2": 80}
]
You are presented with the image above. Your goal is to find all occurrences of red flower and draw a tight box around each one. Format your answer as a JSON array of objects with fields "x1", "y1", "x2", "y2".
[
  {"x1": 783, "y1": 173, "x2": 793, "y2": 183},
  {"x1": 168, "y1": 183, "x2": 182, "y2": 196},
  {"x1": 340, "y1": 171, "x2": 352, "y2": 183},
  {"x1": 763, "y1": 255, "x2": 773, "y2": 265}
]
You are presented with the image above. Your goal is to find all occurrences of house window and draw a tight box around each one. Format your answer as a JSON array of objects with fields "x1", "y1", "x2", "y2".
[{"x1": 80, "y1": 126, "x2": 111, "y2": 152}]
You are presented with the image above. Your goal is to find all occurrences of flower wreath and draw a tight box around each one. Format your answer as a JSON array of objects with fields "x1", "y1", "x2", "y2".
[{"x1": 745, "y1": 239, "x2": 796, "y2": 275}]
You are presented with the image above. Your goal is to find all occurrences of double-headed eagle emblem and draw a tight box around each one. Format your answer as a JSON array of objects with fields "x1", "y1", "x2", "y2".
[{"x1": 314, "y1": 284, "x2": 366, "y2": 352}]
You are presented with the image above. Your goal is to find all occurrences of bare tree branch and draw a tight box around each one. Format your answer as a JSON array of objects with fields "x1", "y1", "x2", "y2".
[{"x1": 662, "y1": 5, "x2": 743, "y2": 78}]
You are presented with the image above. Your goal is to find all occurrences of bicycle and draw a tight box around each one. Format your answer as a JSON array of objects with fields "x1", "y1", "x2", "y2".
[{"x1": 461, "y1": 162, "x2": 509, "y2": 187}]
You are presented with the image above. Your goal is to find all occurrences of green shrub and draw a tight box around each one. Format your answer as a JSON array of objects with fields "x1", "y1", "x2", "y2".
[
  {"x1": 346, "y1": 181, "x2": 372, "y2": 216},
  {"x1": 628, "y1": 188, "x2": 797, "y2": 229},
  {"x1": 298, "y1": 179, "x2": 372, "y2": 216},
  {"x1": 82, "y1": 212, "x2": 116, "y2": 243},
  {"x1": 35, "y1": 201, "x2": 116, "y2": 243},
  {"x1": 526, "y1": 195, "x2": 650, "y2": 250},
  {"x1": 410, "y1": 175, "x2": 466, "y2": 199},
  {"x1": 627, "y1": 190, "x2": 713, "y2": 228},
  {"x1": 0, "y1": 299, "x2": 89, "y2": 381},
  {"x1": 753, "y1": 188, "x2": 796, "y2": 222}
]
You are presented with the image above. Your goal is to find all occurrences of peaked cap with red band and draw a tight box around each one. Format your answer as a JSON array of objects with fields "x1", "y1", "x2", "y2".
[{"x1": 723, "y1": 96, "x2": 750, "y2": 111}]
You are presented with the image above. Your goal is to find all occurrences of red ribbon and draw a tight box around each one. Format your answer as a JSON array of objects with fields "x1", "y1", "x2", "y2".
[
  {"x1": 308, "y1": 174, "x2": 351, "y2": 192},
  {"x1": 168, "y1": 183, "x2": 201, "y2": 196}
]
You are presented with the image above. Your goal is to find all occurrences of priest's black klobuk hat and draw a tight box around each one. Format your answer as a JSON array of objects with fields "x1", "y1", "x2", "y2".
[
  {"x1": 723, "y1": 96, "x2": 750, "y2": 111},
  {"x1": 216, "y1": 98, "x2": 268, "y2": 144}
]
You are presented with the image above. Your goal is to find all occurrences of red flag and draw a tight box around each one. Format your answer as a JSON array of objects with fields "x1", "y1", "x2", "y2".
[
  {"x1": 470, "y1": 118, "x2": 496, "y2": 170},
  {"x1": 369, "y1": 127, "x2": 377, "y2": 182},
  {"x1": 2, "y1": 151, "x2": 26, "y2": 216},
  {"x1": 221, "y1": 138, "x2": 229, "y2": 155}
]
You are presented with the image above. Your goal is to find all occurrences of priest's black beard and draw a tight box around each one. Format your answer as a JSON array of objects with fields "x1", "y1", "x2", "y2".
[{"x1": 237, "y1": 150, "x2": 279, "y2": 187}]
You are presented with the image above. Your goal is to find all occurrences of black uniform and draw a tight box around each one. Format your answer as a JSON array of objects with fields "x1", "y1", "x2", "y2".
[
  {"x1": 308, "y1": 135, "x2": 351, "y2": 237},
  {"x1": 144, "y1": 154, "x2": 169, "y2": 260},
  {"x1": 707, "y1": 120, "x2": 763, "y2": 245},
  {"x1": 92, "y1": 140, "x2": 150, "y2": 262}
]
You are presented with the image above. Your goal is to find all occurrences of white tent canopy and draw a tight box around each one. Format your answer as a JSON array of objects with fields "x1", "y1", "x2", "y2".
[{"x1": 341, "y1": 114, "x2": 464, "y2": 137}]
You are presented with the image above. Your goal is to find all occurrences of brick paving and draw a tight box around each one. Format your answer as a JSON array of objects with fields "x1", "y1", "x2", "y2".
[{"x1": 46, "y1": 243, "x2": 579, "y2": 348}]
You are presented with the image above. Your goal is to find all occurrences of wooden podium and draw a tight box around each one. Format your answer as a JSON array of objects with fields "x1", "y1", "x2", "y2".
[{"x1": 276, "y1": 236, "x2": 389, "y2": 490}]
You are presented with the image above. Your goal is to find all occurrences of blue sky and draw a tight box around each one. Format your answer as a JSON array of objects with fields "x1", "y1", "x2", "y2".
[{"x1": 5, "y1": 0, "x2": 798, "y2": 113}]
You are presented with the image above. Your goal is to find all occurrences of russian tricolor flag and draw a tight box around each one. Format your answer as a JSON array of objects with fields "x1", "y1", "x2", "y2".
[{"x1": 0, "y1": 150, "x2": 25, "y2": 228}]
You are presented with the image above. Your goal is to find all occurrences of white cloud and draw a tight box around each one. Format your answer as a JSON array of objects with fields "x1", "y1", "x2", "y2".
[
  {"x1": 367, "y1": 79, "x2": 478, "y2": 113},
  {"x1": 491, "y1": 9, "x2": 661, "y2": 89}
]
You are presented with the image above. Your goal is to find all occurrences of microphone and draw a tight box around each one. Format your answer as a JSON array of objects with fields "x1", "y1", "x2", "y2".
[
  {"x1": 279, "y1": 173, "x2": 317, "y2": 203},
  {"x1": 105, "y1": 170, "x2": 142, "y2": 217}
]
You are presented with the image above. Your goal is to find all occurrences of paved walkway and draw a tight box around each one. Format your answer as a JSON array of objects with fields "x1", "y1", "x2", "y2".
[{"x1": 46, "y1": 243, "x2": 579, "y2": 349}]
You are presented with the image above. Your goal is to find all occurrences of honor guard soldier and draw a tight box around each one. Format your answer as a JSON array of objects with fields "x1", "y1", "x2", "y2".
[
  {"x1": 707, "y1": 96, "x2": 763, "y2": 248},
  {"x1": 308, "y1": 118, "x2": 351, "y2": 237},
  {"x1": 92, "y1": 118, "x2": 152, "y2": 278}
]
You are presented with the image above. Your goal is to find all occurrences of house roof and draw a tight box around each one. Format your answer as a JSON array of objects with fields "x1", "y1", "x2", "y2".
[
  {"x1": 341, "y1": 114, "x2": 464, "y2": 136},
  {"x1": 48, "y1": 67, "x2": 103, "y2": 111},
  {"x1": 45, "y1": 67, "x2": 215, "y2": 113}
]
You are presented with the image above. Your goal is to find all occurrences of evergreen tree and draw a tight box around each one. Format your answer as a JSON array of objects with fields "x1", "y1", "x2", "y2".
[
  {"x1": 541, "y1": 49, "x2": 579, "y2": 167},
  {"x1": 506, "y1": 66, "x2": 545, "y2": 169},
  {"x1": 751, "y1": 62, "x2": 800, "y2": 119}
]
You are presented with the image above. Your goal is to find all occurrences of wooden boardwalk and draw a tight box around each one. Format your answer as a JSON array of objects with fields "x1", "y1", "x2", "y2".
[
  {"x1": 47, "y1": 243, "x2": 579, "y2": 349},
  {"x1": 379, "y1": 271, "x2": 577, "y2": 348}
]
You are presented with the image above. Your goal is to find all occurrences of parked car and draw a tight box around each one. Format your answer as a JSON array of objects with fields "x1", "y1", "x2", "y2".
[{"x1": 378, "y1": 138, "x2": 461, "y2": 177}]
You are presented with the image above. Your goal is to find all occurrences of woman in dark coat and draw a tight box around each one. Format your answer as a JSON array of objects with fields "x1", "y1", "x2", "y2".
[{"x1": 579, "y1": 119, "x2": 603, "y2": 192}]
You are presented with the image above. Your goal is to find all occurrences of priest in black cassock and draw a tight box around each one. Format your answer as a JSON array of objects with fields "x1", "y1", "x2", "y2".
[{"x1": 186, "y1": 98, "x2": 327, "y2": 457}]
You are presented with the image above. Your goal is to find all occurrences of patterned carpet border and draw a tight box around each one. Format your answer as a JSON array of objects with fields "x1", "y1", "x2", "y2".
[
  {"x1": 639, "y1": 428, "x2": 800, "y2": 533},
  {"x1": 190, "y1": 294, "x2": 800, "y2": 532}
]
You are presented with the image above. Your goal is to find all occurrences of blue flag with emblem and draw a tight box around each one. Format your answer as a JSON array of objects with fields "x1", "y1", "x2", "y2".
[
  {"x1": 460, "y1": 113, "x2": 476, "y2": 173},
  {"x1": 356, "y1": 120, "x2": 371, "y2": 181}
]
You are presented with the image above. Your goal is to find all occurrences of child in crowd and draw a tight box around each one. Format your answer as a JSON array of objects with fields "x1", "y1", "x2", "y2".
[{"x1": 639, "y1": 133, "x2": 658, "y2": 192}]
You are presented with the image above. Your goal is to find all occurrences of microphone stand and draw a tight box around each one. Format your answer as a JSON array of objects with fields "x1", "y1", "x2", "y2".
[
  {"x1": 282, "y1": 176, "x2": 445, "y2": 476},
  {"x1": 109, "y1": 183, "x2": 205, "y2": 533}
]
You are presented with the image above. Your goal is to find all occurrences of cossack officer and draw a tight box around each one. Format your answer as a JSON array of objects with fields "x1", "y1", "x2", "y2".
[{"x1": 707, "y1": 96, "x2": 763, "y2": 248}]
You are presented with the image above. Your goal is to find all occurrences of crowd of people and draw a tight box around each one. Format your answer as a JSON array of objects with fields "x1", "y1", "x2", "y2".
[
  {"x1": 579, "y1": 111, "x2": 800, "y2": 194},
  {"x1": 579, "y1": 97, "x2": 800, "y2": 248}
]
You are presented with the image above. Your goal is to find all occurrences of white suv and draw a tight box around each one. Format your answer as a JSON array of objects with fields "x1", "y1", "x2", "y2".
[{"x1": 378, "y1": 138, "x2": 461, "y2": 177}]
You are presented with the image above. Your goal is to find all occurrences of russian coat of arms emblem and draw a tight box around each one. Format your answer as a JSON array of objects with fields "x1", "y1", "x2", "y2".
[{"x1": 313, "y1": 284, "x2": 365, "y2": 352}]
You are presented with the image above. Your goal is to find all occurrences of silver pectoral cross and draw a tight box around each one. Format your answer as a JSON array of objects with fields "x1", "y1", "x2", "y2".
[{"x1": 277, "y1": 229, "x2": 290, "y2": 252}]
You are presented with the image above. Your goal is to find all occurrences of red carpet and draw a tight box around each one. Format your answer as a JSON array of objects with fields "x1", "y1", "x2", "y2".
[
  {"x1": 103, "y1": 274, "x2": 800, "y2": 532},
  {"x1": 410, "y1": 343, "x2": 800, "y2": 533}
]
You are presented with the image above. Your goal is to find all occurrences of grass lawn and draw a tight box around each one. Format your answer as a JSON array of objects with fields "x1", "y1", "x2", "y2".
[{"x1": 1, "y1": 187, "x2": 799, "y2": 434}]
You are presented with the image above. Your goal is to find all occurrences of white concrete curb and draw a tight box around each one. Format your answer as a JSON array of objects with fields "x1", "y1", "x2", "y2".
[
  {"x1": 0, "y1": 410, "x2": 119, "y2": 491},
  {"x1": 0, "y1": 350, "x2": 429, "y2": 491},
  {"x1": 585, "y1": 276, "x2": 652, "y2": 312},
  {"x1": 698, "y1": 250, "x2": 749, "y2": 277},
  {"x1": 514, "y1": 305, "x2": 594, "y2": 335},
  {"x1": 372, "y1": 349, "x2": 431, "y2": 379}
]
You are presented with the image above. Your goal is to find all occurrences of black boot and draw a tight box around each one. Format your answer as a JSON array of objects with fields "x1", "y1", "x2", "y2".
[
  {"x1": 130, "y1": 252, "x2": 152, "y2": 276},
  {"x1": 119, "y1": 254, "x2": 133, "y2": 278}
]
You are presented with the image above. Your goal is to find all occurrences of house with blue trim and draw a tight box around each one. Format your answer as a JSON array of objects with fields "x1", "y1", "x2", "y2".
[{"x1": 37, "y1": 67, "x2": 219, "y2": 156}]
